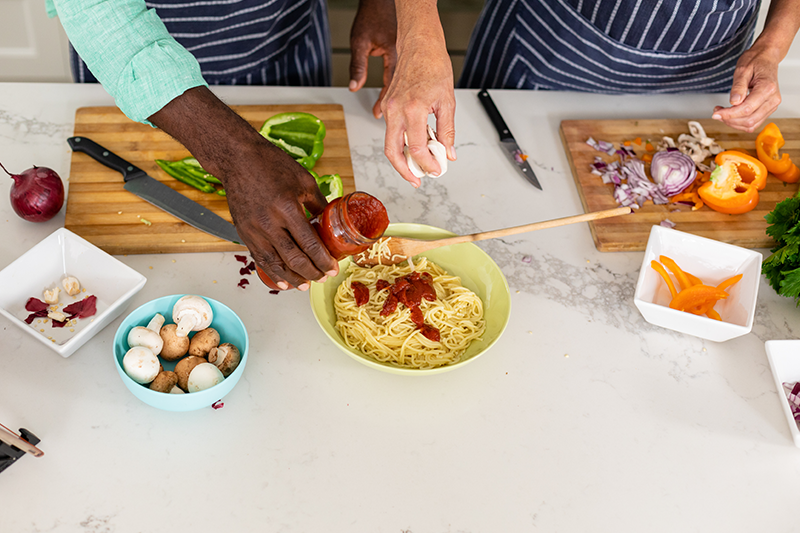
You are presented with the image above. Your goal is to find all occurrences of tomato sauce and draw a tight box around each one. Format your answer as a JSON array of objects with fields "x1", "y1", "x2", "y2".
[{"x1": 377, "y1": 271, "x2": 440, "y2": 341}]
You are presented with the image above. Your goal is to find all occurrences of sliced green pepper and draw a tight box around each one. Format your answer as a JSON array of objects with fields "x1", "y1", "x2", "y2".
[
  {"x1": 259, "y1": 112, "x2": 326, "y2": 170},
  {"x1": 155, "y1": 159, "x2": 216, "y2": 193},
  {"x1": 312, "y1": 171, "x2": 343, "y2": 203}
]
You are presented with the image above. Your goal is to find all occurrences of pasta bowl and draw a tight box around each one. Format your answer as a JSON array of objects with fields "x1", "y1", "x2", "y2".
[{"x1": 309, "y1": 223, "x2": 511, "y2": 375}]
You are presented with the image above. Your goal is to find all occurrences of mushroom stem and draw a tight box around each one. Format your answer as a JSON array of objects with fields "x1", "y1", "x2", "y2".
[{"x1": 146, "y1": 313, "x2": 165, "y2": 332}]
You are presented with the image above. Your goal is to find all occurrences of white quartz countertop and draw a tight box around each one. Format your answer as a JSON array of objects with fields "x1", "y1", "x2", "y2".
[{"x1": 1, "y1": 83, "x2": 799, "y2": 532}]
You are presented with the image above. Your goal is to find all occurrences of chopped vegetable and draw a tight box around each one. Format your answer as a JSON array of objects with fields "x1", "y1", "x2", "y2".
[
  {"x1": 651, "y1": 256, "x2": 742, "y2": 320},
  {"x1": 650, "y1": 151, "x2": 696, "y2": 196},
  {"x1": 715, "y1": 150, "x2": 767, "y2": 190},
  {"x1": 697, "y1": 155, "x2": 761, "y2": 215},
  {"x1": 155, "y1": 159, "x2": 217, "y2": 194},
  {"x1": 762, "y1": 197, "x2": 800, "y2": 304},
  {"x1": 259, "y1": 112, "x2": 326, "y2": 170},
  {"x1": 756, "y1": 122, "x2": 796, "y2": 177}
]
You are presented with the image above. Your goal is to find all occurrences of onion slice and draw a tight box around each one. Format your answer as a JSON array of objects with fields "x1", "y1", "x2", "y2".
[{"x1": 650, "y1": 151, "x2": 696, "y2": 197}]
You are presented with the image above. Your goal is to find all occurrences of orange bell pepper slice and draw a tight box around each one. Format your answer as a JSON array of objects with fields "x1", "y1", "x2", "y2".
[
  {"x1": 706, "y1": 308, "x2": 722, "y2": 321},
  {"x1": 775, "y1": 163, "x2": 800, "y2": 184},
  {"x1": 715, "y1": 150, "x2": 768, "y2": 190},
  {"x1": 697, "y1": 160, "x2": 760, "y2": 215},
  {"x1": 651, "y1": 260, "x2": 677, "y2": 298},
  {"x1": 659, "y1": 255, "x2": 693, "y2": 291},
  {"x1": 717, "y1": 273, "x2": 743, "y2": 292},
  {"x1": 756, "y1": 122, "x2": 794, "y2": 176},
  {"x1": 669, "y1": 284, "x2": 729, "y2": 312}
]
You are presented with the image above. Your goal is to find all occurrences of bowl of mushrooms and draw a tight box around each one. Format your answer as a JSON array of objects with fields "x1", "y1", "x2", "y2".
[{"x1": 113, "y1": 294, "x2": 248, "y2": 411}]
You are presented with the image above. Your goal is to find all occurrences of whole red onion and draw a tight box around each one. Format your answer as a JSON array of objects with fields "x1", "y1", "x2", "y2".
[{"x1": 1, "y1": 161, "x2": 64, "y2": 222}]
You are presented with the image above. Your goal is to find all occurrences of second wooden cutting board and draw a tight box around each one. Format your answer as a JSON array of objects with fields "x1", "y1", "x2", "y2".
[
  {"x1": 560, "y1": 118, "x2": 800, "y2": 252},
  {"x1": 65, "y1": 105, "x2": 356, "y2": 255}
]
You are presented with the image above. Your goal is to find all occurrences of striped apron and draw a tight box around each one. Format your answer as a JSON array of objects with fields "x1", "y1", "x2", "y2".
[
  {"x1": 459, "y1": 0, "x2": 760, "y2": 93},
  {"x1": 70, "y1": 0, "x2": 332, "y2": 86}
]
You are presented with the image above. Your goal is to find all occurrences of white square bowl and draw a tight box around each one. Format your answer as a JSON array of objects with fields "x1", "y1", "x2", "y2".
[
  {"x1": 0, "y1": 228, "x2": 147, "y2": 357},
  {"x1": 764, "y1": 340, "x2": 800, "y2": 447},
  {"x1": 633, "y1": 225, "x2": 761, "y2": 342}
]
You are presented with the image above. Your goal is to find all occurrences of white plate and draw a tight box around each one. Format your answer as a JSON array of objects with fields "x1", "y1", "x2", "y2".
[
  {"x1": 0, "y1": 228, "x2": 147, "y2": 357},
  {"x1": 765, "y1": 340, "x2": 800, "y2": 447},
  {"x1": 633, "y1": 225, "x2": 761, "y2": 342}
]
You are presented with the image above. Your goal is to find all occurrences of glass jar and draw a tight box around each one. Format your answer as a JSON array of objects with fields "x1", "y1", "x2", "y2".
[{"x1": 256, "y1": 192, "x2": 389, "y2": 290}]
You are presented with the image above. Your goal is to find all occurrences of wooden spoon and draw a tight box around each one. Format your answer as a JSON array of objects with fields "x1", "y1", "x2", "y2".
[{"x1": 352, "y1": 206, "x2": 633, "y2": 267}]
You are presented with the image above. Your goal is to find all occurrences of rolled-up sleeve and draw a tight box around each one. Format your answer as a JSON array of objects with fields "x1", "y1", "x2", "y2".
[{"x1": 49, "y1": 0, "x2": 208, "y2": 124}]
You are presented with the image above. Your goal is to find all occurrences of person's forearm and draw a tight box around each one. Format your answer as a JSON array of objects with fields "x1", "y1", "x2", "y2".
[
  {"x1": 752, "y1": 0, "x2": 800, "y2": 61},
  {"x1": 394, "y1": 0, "x2": 446, "y2": 54}
]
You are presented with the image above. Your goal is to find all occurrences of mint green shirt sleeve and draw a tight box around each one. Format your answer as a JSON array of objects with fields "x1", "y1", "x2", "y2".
[{"x1": 48, "y1": 0, "x2": 208, "y2": 125}]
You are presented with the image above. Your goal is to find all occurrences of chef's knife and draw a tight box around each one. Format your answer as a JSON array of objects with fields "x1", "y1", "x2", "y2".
[
  {"x1": 67, "y1": 136, "x2": 242, "y2": 244},
  {"x1": 477, "y1": 89, "x2": 542, "y2": 190}
]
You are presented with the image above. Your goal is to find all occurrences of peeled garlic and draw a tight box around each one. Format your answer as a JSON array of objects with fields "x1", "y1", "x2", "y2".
[
  {"x1": 404, "y1": 125, "x2": 448, "y2": 179},
  {"x1": 61, "y1": 275, "x2": 81, "y2": 296},
  {"x1": 48, "y1": 310, "x2": 66, "y2": 322},
  {"x1": 43, "y1": 286, "x2": 60, "y2": 304}
]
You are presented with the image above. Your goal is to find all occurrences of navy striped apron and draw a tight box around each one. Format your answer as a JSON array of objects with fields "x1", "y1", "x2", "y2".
[
  {"x1": 459, "y1": 0, "x2": 760, "y2": 93},
  {"x1": 70, "y1": 0, "x2": 332, "y2": 86}
]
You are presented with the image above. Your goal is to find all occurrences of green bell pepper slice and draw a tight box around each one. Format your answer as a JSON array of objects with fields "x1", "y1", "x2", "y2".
[{"x1": 259, "y1": 112, "x2": 326, "y2": 170}]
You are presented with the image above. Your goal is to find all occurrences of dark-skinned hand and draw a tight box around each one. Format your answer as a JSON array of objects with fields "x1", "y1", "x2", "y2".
[{"x1": 149, "y1": 86, "x2": 338, "y2": 291}]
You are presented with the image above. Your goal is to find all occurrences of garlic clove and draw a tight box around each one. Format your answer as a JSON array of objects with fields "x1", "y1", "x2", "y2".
[
  {"x1": 403, "y1": 126, "x2": 449, "y2": 179},
  {"x1": 43, "y1": 286, "x2": 60, "y2": 304},
  {"x1": 61, "y1": 275, "x2": 81, "y2": 296},
  {"x1": 47, "y1": 310, "x2": 66, "y2": 322}
]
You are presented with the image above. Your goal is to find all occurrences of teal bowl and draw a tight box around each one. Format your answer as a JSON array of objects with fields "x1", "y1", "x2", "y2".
[{"x1": 113, "y1": 294, "x2": 249, "y2": 411}]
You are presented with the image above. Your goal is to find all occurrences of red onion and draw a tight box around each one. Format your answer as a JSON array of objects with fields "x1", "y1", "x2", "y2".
[
  {"x1": 1, "y1": 161, "x2": 64, "y2": 222},
  {"x1": 650, "y1": 151, "x2": 696, "y2": 197}
]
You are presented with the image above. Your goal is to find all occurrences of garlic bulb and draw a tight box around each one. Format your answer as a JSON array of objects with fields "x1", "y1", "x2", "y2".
[{"x1": 404, "y1": 125, "x2": 448, "y2": 179}]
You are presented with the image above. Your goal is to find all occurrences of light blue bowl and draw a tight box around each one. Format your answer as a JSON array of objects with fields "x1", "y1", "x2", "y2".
[{"x1": 113, "y1": 294, "x2": 249, "y2": 412}]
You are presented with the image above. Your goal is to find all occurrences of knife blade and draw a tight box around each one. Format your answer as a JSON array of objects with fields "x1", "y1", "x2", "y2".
[
  {"x1": 67, "y1": 136, "x2": 242, "y2": 244},
  {"x1": 477, "y1": 89, "x2": 542, "y2": 190}
]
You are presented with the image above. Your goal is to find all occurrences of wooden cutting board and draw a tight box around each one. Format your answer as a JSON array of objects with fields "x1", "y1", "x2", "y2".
[
  {"x1": 560, "y1": 118, "x2": 800, "y2": 251},
  {"x1": 65, "y1": 105, "x2": 356, "y2": 255}
]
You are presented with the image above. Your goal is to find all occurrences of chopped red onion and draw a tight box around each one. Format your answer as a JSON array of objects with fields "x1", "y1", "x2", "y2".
[
  {"x1": 586, "y1": 137, "x2": 616, "y2": 156},
  {"x1": 784, "y1": 382, "x2": 800, "y2": 422},
  {"x1": 651, "y1": 151, "x2": 696, "y2": 197},
  {"x1": 522, "y1": 255, "x2": 532, "y2": 263},
  {"x1": 660, "y1": 219, "x2": 676, "y2": 229},
  {"x1": 237, "y1": 278, "x2": 250, "y2": 288},
  {"x1": 211, "y1": 400, "x2": 224, "y2": 410}
]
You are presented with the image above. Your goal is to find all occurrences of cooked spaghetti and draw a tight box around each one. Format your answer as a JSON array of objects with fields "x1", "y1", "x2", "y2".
[{"x1": 334, "y1": 256, "x2": 485, "y2": 369}]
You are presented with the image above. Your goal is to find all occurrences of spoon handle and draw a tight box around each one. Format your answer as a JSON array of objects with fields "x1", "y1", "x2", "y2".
[{"x1": 422, "y1": 206, "x2": 632, "y2": 249}]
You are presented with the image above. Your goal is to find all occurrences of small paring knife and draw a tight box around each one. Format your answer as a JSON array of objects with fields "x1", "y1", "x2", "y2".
[
  {"x1": 67, "y1": 137, "x2": 242, "y2": 244},
  {"x1": 477, "y1": 89, "x2": 543, "y2": 190}
]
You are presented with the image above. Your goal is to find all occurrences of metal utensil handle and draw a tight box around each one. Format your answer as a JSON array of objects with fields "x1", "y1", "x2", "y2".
[
  {"x1": 478, "y1": 89, "x2": 514, "y2": 142},
  {"x1": 67, "y1": 136, "x2": 145, "y2": 182}
]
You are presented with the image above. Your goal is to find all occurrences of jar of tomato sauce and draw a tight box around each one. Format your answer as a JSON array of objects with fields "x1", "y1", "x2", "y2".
[{"x1": 256, "y1": 192, "x2": 389, "y2": 290}]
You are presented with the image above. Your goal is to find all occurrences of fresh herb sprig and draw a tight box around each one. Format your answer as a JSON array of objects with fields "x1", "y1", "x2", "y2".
[{"x1": 763, "y1": 197, "x2": 800, "y2": 304}]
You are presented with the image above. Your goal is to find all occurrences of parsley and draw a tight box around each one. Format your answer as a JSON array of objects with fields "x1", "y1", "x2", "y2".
[{"x1": 763, "y1": 197, "x2": 800, "y2": 304}]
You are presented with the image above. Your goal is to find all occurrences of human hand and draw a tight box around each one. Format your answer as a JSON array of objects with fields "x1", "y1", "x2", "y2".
[
  {"x1": 381, "y1": 30, "x2": 456, "y2": 187},
  {"x1": 712, "y1": 43, "x2": 782, "y2": 133},
  {"x1": 219, "y1": 140, "x2": 339, "y2": 290},
  {"x1": 149, "y1": 87, "x2": 338, "y2": 291},
  {"x1": 349, "y1": 0, "x2": 397, "y2": 119}
]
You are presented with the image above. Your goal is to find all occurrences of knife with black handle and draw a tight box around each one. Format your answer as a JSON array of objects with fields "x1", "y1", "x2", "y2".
[
  {"x1": 67, "y1": 136, "x2": 242, "y2": 244},
  {"x1": 478, "y1": 89, "x2": 542, "y2": 190}
]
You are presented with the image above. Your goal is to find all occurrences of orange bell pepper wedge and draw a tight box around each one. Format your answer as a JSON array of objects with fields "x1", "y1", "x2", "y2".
[
  {"x1": 756, "y1": 122, "x2": 794, "y2": 176},
  {"x1": 669, "y1": 284, "x2": 729, "y2": 312},
  {"x1": 717, "y1": 273, "x2": 743, "y2": 292},
  {"x1": 685, "y1": 272, "x2": 703, "y2": 286},
  {"x1": 659, "y1": 255, "x2": 693, "y2": 291},
  {"x1": 651, "y1": 260, "x2": 678, "y2": 298},
  {"x1": 706, "y1": 308, "x2": 722, "y2": 321},
  {"x1": 715, "y1": 150, "x2": 768, "y2": 190},
  {"x1": 698, "y1": 161, "x2": 760, "y2": 215},
  {"x1": 775, "y1": 163, "x2": 800, "y2": 184}
]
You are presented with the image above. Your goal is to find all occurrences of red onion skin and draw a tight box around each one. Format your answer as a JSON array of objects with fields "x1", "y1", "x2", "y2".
[{"x1": 2, "y1": 162, "x2": 65, "y2": 222}]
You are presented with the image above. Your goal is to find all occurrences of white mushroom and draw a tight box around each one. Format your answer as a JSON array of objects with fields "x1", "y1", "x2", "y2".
[
  {"x1": 208, "y1": 343, "x2": 241, "y2": 377},
  {"x1": 404, "y1": 125, "x2": 448, "y2": 178},
  {"x1": 187, "y1": 362, "x2": 225, "y2": 392},
  {"x1": 127, "y1": 313, "x2": 165, "y2": 355},
  {"x1": 169, "y1": 385, "x2": 185, "y2": 394},
  {"x1": 122, "y1": 346, "x2": 160, "y2": 385},
  {"x1": 172, "y1": 295, "x2": 213, "y2": 337},
  {"x1": 61, "y1": 275, "x2": 81, "y2": 296},
  {"x1": 43, "y1": 286, "x2": 60, "y2": 304}
]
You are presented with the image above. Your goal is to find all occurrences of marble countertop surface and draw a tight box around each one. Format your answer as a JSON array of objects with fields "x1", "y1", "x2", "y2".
[{"x1": 1, "y1": 83, "x2": 799, "y2": 532}]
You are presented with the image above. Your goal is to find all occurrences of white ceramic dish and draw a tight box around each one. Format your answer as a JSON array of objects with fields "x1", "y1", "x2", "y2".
[
  {"x1": 0, "y1": 228, "x2": 147, "y2": 357},
  {"x1": 633, "y1": 225, "x2": 761, "y2": 342},
  {"x1": 765, "y1": 340, "x2": 800, "y2": 448}
]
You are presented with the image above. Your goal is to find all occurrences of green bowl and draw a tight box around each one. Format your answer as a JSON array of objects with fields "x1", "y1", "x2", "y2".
[
  {"x1": 309, "y1": 223, "x2": 511, "y2": 375},
  {"x1": 113, "y1": 294, "x2": 248, "y2": 411}
]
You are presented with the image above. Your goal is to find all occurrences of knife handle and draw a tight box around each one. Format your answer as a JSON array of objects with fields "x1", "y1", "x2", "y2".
[
  {"x1": 67, "y1": 137, "x2": 144, "y2": 182},
  {"x1": 478, "y1": 89, "x2": 514, "y2": 142}
]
